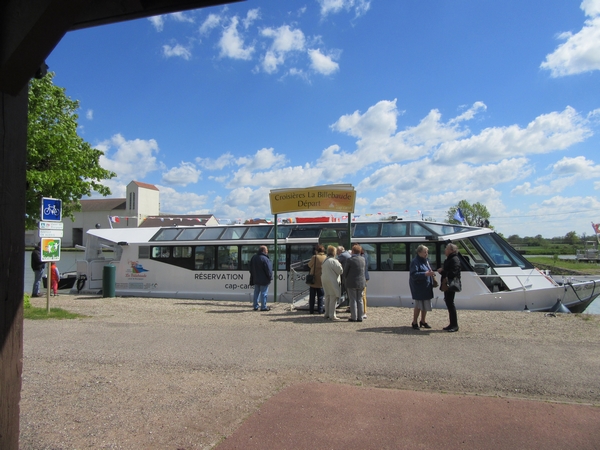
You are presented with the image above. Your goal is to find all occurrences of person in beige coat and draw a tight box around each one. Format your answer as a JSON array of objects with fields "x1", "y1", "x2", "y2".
[
  {"x1": 321, "y1": 245, "x2": 344, "y2": 320},
  {"x1": 308, "y1": 245, "x2": 327, "y2": 314}
]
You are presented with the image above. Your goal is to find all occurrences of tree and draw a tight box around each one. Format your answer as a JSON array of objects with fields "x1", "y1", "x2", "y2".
[
  {"x1": 447, "y1": 200, "x2": 491, "y2": 227},
  {"x1": 564, "y1": 231, "x2": 580, "y2": 246},
  {"x1": 26, "y1": 72, "x2": 115, "y2": 230}
]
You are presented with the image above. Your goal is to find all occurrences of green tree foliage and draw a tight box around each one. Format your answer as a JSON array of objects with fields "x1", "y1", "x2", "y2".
[
  {"x1": 26, "y1": 72, "x2": 115, "y2": 229},
  {"x1": 447, "y1": 200, "x2": 491, "y2": 227},
  {"x1": 564, "y1": 231, "x2": 580, "y2": 245}
]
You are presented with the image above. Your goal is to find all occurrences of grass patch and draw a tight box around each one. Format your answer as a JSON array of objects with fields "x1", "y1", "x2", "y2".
[
  {"x1": 526, "y1": 257, "x2": 600, "y2": 275},
  {"x1": 23, "y1": 293, "x2": 86, "y2": 320},
  {"x1": 23, "y1": 306, "x2": 86, "y2": 320}
]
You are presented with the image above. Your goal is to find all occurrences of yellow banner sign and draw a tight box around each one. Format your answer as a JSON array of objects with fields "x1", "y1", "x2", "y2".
[{"x1": 270, "y1": 185, "x2": 356, "y2": 214}]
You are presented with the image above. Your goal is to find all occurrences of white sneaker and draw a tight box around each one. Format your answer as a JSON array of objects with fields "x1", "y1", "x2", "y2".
[{"x1": 362, "y1": 315, "x2": 367, "y2": 320}]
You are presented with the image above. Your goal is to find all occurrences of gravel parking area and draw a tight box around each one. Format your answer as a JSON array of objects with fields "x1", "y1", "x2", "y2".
[{"x1": 20, "y1": 295, "x2": 600, "y2": 449}]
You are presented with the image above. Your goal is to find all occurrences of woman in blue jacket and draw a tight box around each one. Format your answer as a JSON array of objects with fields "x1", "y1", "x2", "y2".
[{"x1": 409, "y1": 245, "x2": 436, "y2": 330}]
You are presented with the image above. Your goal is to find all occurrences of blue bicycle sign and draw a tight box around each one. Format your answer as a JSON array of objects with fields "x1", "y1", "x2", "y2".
[{"x1": 41, "y1": 197, "x2": 62, "y2": 222}]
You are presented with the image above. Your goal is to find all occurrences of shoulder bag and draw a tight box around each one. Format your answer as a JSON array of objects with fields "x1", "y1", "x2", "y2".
[{"x1": 305, "y1": 256, "x2": 315, "y2": 285}]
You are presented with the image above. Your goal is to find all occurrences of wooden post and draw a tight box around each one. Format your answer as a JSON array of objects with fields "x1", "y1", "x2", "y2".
[{"x1": 0, "y1": 88, "x2": 27, "y2": 450}]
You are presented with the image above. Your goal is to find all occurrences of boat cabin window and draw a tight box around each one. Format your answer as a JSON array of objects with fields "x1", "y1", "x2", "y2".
[
  {"x1": 220, "y1": 227, "x2": 248, "y2": 240},
  {"x1": 173, "y1": 246, "x2": 192, "y2": 258},
  {"x1": 195, "y1": 246, "x2": 215, "y2": 270},
  {"x1": 408, "y1": 243, "x2": 438, "y2": 270},
  {"x1": 290, "y1": 244, "x2": 315, "y2": 270},
  {"x1": 153, "y1": 246, "x2": 171, "y2": 258},
  {"x1": 176, "y1": 228, "x2": 203, "y2": 241},
  {"x1": 197, "y1": 227, "x2": 225, "y2": 240},
  {"x1": 410, "y1": 223, "x2": 433, "y2": 237},
  {"x1": 154, "y1": 229, "x2": 181, "y2": 241},
  {"x1": 381, "y1": 222, "x2": 407, "y2": 237},
  {"x1": 354, "y1": 223, "x2": 380, "y2": 238},
  {"x1": 244, "y1": 226, "x2": 271, "y2": 240},
  {"x1": 380, "y1": 243, "x2": 408, "y2": 270},
  {"x1": 218, "y1": 245, "x2": 239, "y2": 269},
  {"x1": 267, "y1": 227, "x2": 290, "y2": 239},
  {"x1": 289, "y1": 227, "x2": 321, "y2": 238},
  {"x1": 471, "y1": 234, "x2": 532, "y2": 269}
]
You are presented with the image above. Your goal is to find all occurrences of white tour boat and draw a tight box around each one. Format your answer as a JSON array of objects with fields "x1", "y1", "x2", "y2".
[{"x1": 71, "y1": 219, "x2": 600, "y2": 313}]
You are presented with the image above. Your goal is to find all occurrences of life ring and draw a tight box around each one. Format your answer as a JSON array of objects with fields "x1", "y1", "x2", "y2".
[{"x1": 76, "y1": 274, "x2": 87, "y2": 292}]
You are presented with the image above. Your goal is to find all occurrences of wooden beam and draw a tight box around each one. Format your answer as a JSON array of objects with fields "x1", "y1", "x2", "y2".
[{"x1": 0, "y1": 87, "x2": 27, "y2": 450}]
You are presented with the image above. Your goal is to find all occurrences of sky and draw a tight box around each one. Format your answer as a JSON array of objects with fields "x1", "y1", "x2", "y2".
[{"x1": 46, "y1": 0, "x2": 600, "y2": 238}]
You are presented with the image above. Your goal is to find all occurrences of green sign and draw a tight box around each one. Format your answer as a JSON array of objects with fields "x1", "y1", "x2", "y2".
[{"x1": 40, "y1": 238, "x2": 61, "y2": 262}]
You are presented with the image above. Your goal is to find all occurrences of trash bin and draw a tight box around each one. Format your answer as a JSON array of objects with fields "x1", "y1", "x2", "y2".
[{"x1": 103, "y1": 264, "x2": 116, "y2": 298}]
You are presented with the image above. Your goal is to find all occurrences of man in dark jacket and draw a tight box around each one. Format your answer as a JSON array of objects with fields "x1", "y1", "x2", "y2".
[
  {"x1": 249, "y1": 245, "x2": 273, "y2": 311},
  {"x1": 31, "y1": 242, "x2": 46, "y2": 297},
  {"x1": 343, "y1": 244, "x2": 366, "y2": 322}
]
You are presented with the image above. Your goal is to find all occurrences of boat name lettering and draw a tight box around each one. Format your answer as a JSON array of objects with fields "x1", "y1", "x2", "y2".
[{"x1": 195, "y1": 273, "x2": 244, "y2": 280}]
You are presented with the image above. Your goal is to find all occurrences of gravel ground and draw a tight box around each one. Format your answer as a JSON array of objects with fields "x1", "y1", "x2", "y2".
[{"x1": 20, "y1": 295, "x2": 600, "y2": 449}]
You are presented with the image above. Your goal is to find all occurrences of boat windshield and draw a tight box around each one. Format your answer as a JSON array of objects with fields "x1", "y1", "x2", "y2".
[{"x1": 471, "y1": 234, "x2": 533, "y2": 269}]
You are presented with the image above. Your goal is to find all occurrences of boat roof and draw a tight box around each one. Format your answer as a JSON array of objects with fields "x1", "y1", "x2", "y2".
[{"x1": 86, "y1": 220, "x2": 494, "y2": 244}]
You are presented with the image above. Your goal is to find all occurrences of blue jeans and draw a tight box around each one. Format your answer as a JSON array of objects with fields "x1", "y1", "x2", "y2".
[
  {"x1": 32, "y1": 269, "x2": 44, "y2": 296},
  {"x1": 253, "y1": 284, "x2": 269, "y2": 310}
]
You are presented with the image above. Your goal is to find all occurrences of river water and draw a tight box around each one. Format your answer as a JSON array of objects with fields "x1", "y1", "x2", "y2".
[{"x1": 22, "y1": 251, "x2": 600, "y2": 314}]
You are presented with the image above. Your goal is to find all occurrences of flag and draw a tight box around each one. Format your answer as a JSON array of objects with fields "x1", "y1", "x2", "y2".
[
  {"x1": 109, "y1": 216, "x2": 120, "y2": 223},
  {"x1": 592, "y1": 222, "x2": 600, "y2": 234},
  {"x1": 453, "y1": 208, "x2": 465, "y2": 223}
]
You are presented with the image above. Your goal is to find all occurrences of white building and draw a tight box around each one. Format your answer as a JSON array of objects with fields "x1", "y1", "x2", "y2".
[{"x1": 26, "y1": 181, "x2": 160, "y2": 247}]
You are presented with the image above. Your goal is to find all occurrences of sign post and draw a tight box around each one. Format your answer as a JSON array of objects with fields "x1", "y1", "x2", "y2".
[
  {"x1": 39, "y1": 197, "x2": 63, "y2": 312},
  {"x1": 269, "y1": 185, "x2": 356, "y2": 304}
]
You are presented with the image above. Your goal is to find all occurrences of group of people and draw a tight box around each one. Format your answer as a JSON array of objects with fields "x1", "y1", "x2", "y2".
[
  {"x1": 409, "y1": 243, "x2": 461, "y2": 332},
  {"x1": 30, "y1": 242, "x2": 61, "y2": 297},
  {"x1": 306, "y1": 244, "x2": 369, "y2": 322},
  {"x1": 249, "y1": 243, "x2": 369, "y2": 322},
  {"x1": 248, "y1": 241, "x2": 462, "y2": 331}
]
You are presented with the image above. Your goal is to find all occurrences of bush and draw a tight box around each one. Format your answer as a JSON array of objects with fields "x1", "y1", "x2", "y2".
[{"x1": 24, "y1": 294, "x2": 31, "y2": 309}]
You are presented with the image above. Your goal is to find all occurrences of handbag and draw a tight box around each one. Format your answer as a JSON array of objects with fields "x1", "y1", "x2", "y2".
[
  {"x1": 305, "y1": 256, "x2": 315, "y2": 285},
  {"x1": 441, "y1": 277, "x2": 461, "y2": 292},
  {"x1": 448, "y1": 277, "x2": 462, "y2": 292},
  {"x1": 427, "y1": 262, "x2": 438, "y2": 288}
]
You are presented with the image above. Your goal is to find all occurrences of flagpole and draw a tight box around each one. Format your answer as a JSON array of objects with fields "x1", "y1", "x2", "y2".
[{"x1": 108, "y1": 215, "x2": 113, "y2": 229}]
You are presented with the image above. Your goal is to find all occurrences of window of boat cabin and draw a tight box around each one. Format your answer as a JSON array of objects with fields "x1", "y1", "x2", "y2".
[
  {"x1": 173, "y1": 246, "x2": 192, "y2": 258},
  {"x1": 220, "y1": 227, "x2": 247, "y2": 240},
  {"x1": 152, "y1": 246, "x2": 171, "y2": 258},
  {"x1": 360, "y1": 245, "x2": 377, "y2": 271},
  {"x1": 288, "y1": 226, "x2": 321, "y2": 238},
  {"x1": 218, "y1": 245, "x2": 239, "y2": 269},
  {"x1": 195, "y1": 246, "x2": 215, "y2": 270},
  {"x1": 197, "y1": 227, "x2": 224, "y2": 240},
  {"x1": 381, "y1": 222, "x2": 407, "y2": 237},
  {"x1": 176, "y1": 228, "x2": 203, "y2": 241},
  {"x1": 353, "y1": 223, "x2": 379, "y2": 238},
  {"x1": 267, "y1": 227, "x2": 291, "y2": 239},
  {"x1": 474, "y1": 235, "x2": 514, "y2": 266},
  {"x1": 290, "y1": 244, "x2": 317, "y2": 270},
  {"x1": 154, "y1": 229, "x2": 181, "y2": 241},
  {"x1": 408, "y1": 243, "x2": 438, "y2": 270},
  {"x1": 240, "y1": 244, "x2": 286, "y2": 270},
  {"x1": 244, "y1": 226, "x2": 271, "y2": 240},
  {"x1": 410, "y1": 223, "x2": 434, "y2": 237},
  {"x1": 379, "y1": 243, "x2": 408, "y2": 270}
]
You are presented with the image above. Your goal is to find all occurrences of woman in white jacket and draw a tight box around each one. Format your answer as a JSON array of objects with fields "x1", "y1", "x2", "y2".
[{"x1": 321, "y1": 245, "x2": 344, "y2": 320}]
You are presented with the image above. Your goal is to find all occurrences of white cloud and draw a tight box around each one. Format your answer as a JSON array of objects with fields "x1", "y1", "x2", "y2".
[
  {"x1": 97, "y1": 134, "x2": 160, "y2": 182},
  {"x1": 308, "y1": 48, "x2": 339, "y2": 75},
  {"x1": 161, "y1": 162, "x2": 201, "y2": 186},
  {"x1": 199, "y1": 13, "x2": 221, "y2": 35},
  {"x1": 162, "y1": 43, "x2": 192, "y2": 60},
  {"x1": 219, "y1": 16, "x2": 255, "y2": 60},
  {"x1": 148, "y1": 12, "x2": 194, "y2": 32},
  {"x1": 260, "y1": 25, "x2": 306, "y2": 73},
  {"x1": 86, "y1": 109, "x2": 93, "y2": 120},
  {"x1": 148, "y1": 16, "x2": 164, "y2": 32},
  {"x1": 541, "y1": 0, "x2": 600, "y2": 76},
  {"x1": 156, "y1": 185, "x2": 209, "y2": 214},
  {"x1": 433, "y1": 107, "x2": 591, "y2": 164},
  {"x1": 318, "y1": 0, "x2": 371, "y2": 18},
  {"x1": 243, "y1": 8, "x2": 260, "y2": 29},
  {"x1": 235, "y1": 147, "x2": 287, "y2": 170},
  {"x1": 197, "y1": 153, "x2": 235, "y2": 170}
]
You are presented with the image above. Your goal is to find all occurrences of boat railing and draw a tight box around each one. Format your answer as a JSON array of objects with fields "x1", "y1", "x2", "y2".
[{"x1": 288, "y1": 259, "x2": 311, "y2": 309}]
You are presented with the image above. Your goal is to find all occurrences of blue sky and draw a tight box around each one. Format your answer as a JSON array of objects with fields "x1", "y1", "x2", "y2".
[{"x1": 47, "y1": 0, "x2": 600, "y2": 238}]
